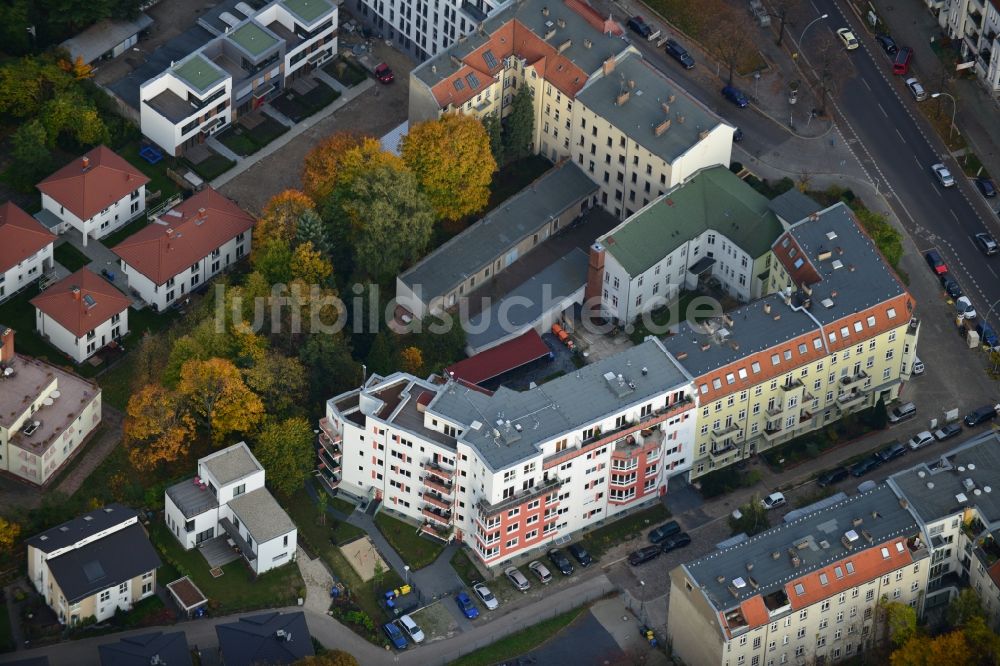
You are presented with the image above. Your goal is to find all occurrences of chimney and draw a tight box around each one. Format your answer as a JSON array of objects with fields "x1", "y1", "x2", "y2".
[
  {"x1": 602, "y1": 57, "x2": 616, "y2": 75},
  {"x1": 71, "y1": 287, "x2": 81, "y2": 301},
  {"x1": 557, "y1": 17, "x2": 566, "y2": 28},
  {"x1": 583, "y1": 38, "x2": 592, "y2": 49},
  {"x1": 616, "y1": 91, "x2": 630, "y2": 105},
  {"x1": 81, "y1": 156, "x2": 90, "y2": 170},
  {"x1": 661, "y1": 102, "x2": 670, "y2": 115},
  {"x1": 764, "y1": 303, "x2": 771, "y2": 314},
  {"x1": 0, "y1": 327, "x2": 14, "y2": 364},
  {"x1": 628, "y1": 79, "x2": 635, "y2": 89},
  {"x1": 654, "y1": 119, "x2": 671, "y2": 136},
  {"x1": 542, "y1": 5, "x2": 549, "y2": 15}
]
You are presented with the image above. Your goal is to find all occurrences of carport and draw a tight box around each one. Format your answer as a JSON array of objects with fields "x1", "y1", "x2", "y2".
[{"x1": 445, "y1": 329, "x2": 552, "y2": 386}]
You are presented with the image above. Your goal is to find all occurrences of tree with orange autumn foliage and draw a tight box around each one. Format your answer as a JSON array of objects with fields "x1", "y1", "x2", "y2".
[
  {"x1": 402, "y1": 113, "x2": 495, "y2": 221},
  {"x1": 57, "y1": 55, "x2": 94, "y2": 79},
  {"x1": 290, "y1": 241, "x2": 333, "y2": 284},
  {"x1": 177, "y1": 358, "x2": 264, "y2": 444},
  {"x1": 257, "y1": 189, "x2": 315, "y2": 244},
  {"x1": 890, "y1": 629, "x2": 973, "y2": 666},
  {"x1": 399, "y1": 346, "x2": 424, "y2": 375},
  {"x1": 124, "y1": 384, "x2": 196, "y2": 472},
  {"x1": 302, "y1": 134, "x2": 404, "y2": 203}
]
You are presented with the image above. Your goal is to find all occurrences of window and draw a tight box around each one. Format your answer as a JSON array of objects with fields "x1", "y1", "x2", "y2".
[
  {"x1": 100, "y1": 590, "x2": 111, "y2": 602},
  {"x1": 233, "y1": 483, "x2": 246, "y2": 497}
]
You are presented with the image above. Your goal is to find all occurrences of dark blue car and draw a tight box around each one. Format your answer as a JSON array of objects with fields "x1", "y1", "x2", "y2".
[
  {"x1": 722, "y1": 85, "x2": 749, "y2": 108},
  {"x1": 455, "y1": 591, "x2": 479, "y2": 619},
  {"x1": 383, "y1": 621, "x2": 408, "y2": 649}
]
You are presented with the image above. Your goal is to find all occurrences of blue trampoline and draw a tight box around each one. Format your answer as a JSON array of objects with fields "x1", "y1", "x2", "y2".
[{"x1": 139, "y1": 144, "x2": 163, "y2": 164}]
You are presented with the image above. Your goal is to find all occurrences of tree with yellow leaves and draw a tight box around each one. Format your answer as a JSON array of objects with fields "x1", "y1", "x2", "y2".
[
  {"x1": 124, "y1": 384, "x2": 196, "y2": 472},
  {"x1": 257, "y1": 189, "x2": 315, "y2": 244},
  {"x1": 58, "y1": 55, "x2": 94, "y2": 79},
  {"x1": 302, "y1": 133, "x2": 404, "y2": 204},
  {"x1": 0, "y1": 516, "x2": 21, "y2": 553},
  {"x1": 399, "y1": 346, "x2": 424, "y2": 375},
  {"x1": 177, "y1": 358, "x2": 264, "y2": 444},
  {"x1": 291, "y1": 241, "x2": 334, "y2": 284},
  {"x1": 891, "y1": 629, "x2": 972, "y2": 666},
  {"x1": 295, "y1": 651, "x2": 360, "y2": 666},
  {"x1": 402, "y1": 113, "x2": 496, "y2": 222}
]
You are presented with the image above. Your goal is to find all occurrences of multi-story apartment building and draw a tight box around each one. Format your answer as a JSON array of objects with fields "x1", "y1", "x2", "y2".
[
  {"x1": 887, "y1": 431, "x2": 1000, "y2": 630},
  {"x1": 408, "y1": 0, "x2": 735, "y2": 220},
  {"x1": 26, "y1": 504, "x2": 160, "y2": 625},
  {"x1": 164, "y1": 442, "x2": 298, "y2": 575},
  {"x1": 0, "y1": 327, "x2": 103, "y2": 485},
  {"x1": 36, "y1": 146, "x2": 149, "y2": 247},
  {"x1": 112, "y1": 188, "x2": 255, "y2": 312},
  {"x1": 587, "y1": 166, "x2": 784, "y2": 322},
  {"x1": 925, "y1": 0, "x2": 1000, "y2": 97},
  {"x1": 320, "y1": 338, "x2": 696, "y2": 566},
  {"x1": 140, "y1": 0, "x2": 338, "y2": 156},
  {"x1": 660, "y1": 202, "x2": 919, "y2": 480},
  {"x1": 669, "y1": 485, "x2": 930, "y2": 666},
  {"x1": 0, "y1": 203, "x2": 55, "y2": 304}
]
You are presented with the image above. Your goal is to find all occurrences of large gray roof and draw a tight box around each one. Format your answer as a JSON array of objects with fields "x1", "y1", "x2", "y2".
[
  {"x1": 201, "y1": 442, "x2": 262, "y2": 486},
  {"x1": 60, "y1": 14, "x2": 153, "y2": 65},
  {"x1": 398, "y1": 162, "x2": 597, "y2": 305},
  {"x1": 26, "y1": 504, "x2": 136, "y2": 553},
  {"x1": 228, "y1": 488, "x2": 297, "y2": 543},
  {"x1": 576, "y1": 51, "x2": 728, "y2": 165},
  {"x1": 98, "y1": 631, "x2": 191, "y2": 666},
  {"x1": 216, "y1": 612, "x2": 313, "y2": 665},
  {"x1": 888, "y1": 431, "x2": 1000, "y2": 525},
  {"x1": 684, "y1": 485, "x2": 920, "y2": 613},
  {"x1": 767, "y1": 188, "x2": 822, "y2": 225},
  {"x1": 428, "y1": 338, "x2": 691, "y2": 470}
]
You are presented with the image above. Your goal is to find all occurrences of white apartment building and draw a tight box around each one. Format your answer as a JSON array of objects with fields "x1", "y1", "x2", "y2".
[
  {"x1": 0, "y1": 327, "x2": 103, "y2": 485},
  {"x1": 112, "y1": 187, "x2": 255, "y2": 312},
  {"x1": 164, "y1": 442, "x2": 298, "y2": 575},
  {"x1": 36, "y1": 146, "x2": 148, "y2": 247},
  {"x1": 0, "y1": 203, "x2": 56, "y2": 304},
  {"x1": 669, "y1": 485, "x2": 930, "y2": 666},
  {"x1": 140, "y1": 0, "x2": 338, "y2": 155},
  {"x1": 26, "y1": 504, "x2": 160, "y2": 625},
  {"x1": 588, "y1": 166, "x2": 784, "y2": 323},
  {"x1": 926, "y1": 0, "x2": 1000, "y2": 97},
  {"x1": 31, "y1": 268, "x2": 130, "y2": 364},
  {"x1": 320, "y1": 337, "x2": 696, "y2": 566}
]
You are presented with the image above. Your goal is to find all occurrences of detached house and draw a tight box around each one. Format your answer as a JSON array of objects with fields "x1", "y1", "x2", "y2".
[
  {"x1": 36, "y1": 146, "x2": 149, "y2": 247},
  {"x1": 26, "y1": 504, "x2": 161, "y2": 626},
  {"x1": 31, "y1": 268, "x2": 130, "y2": 363},
  {"x1": 164, "y1": 442, "x2": 297, "y2": 575},
  {"x1": 0, "y1": 203, "x2": 56, "y2": 303},
  {"x1": 112, "y1": 188, "x2": 254, "y2": 312}
]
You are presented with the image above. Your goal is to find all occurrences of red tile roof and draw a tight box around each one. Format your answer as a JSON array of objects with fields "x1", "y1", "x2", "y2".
[
  {"x1": 444, "y1": 329, "x2": 551, "y2": 385},
  {"x1": 31, "y1": 268, "x2": 130, "y2": 337},
  {"x1": 111, "y1": 188, "x2": 255, "y2": 285},
  {"x1": 36, "y1": 146, "x2": 149, "y2": 222},
  {"x1": 0, "y1": 203, "x2": 56, "y2": 274}
]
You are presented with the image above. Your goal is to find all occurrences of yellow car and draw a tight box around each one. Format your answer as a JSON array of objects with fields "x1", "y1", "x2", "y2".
[{"x1": 837, "y1": 27, "x2": 859, "y2": 50}]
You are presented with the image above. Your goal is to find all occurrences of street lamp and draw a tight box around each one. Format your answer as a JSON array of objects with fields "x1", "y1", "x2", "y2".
[
  {"x1": 404, "y1": 565, "x2": 410, "y2": 585},
  {"x1": 931, "y1": 92, "x2": 957, "y2": 141},
  {"x1": 638, "y1": 580, "x2": 647, "y2": 625},
  {"x1": 799, "y1": 13, "x2": 830, "y2": 48}
]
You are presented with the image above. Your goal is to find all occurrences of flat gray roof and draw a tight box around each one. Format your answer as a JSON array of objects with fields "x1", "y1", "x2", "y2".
[
  {"x1": 684, "y1": 485, "x2": 920, "y2": 613},
  {"x1": 577, "y1": 51, "x2": 727, "y2": 165},
  {"x1": 60, "y1": 13, "x2": 153, "y2": 64},
  {"x1": 228, "y1": 488, "x2": 297, "y2": 543},
  {"x1": 202, "y1": 443, "x2": 261, "y2": 486},
  {"x1": 399, "y1": 162, "x2": 597, "y2": 305},
  {"x1": 888, "y1": 431, "x2": 1000, "y2": 525},
  {"x1": 466, "y1": 248, "x2": 588, "y2": 352},
  {"x1": 146, "y1": 88, "x2": 196, "y2": 123},
  {"x1": 429, "y1": 337, "x2": 691, "y2": 470},
  {"x1": 768, "y1": 188, "x2": 822, "y2": 225},
  {"x1": 167, "y1": 479, "x2": 220, "y2": 518}
]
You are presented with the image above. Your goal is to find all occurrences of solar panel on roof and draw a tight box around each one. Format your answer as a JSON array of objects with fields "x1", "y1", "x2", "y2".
[
  {"x1": 483, "y1": 50, "x2": 498, "y2": 70},
  {"x1": 83, "y1": 294, "x2": 96, "y2": 309},
  {"x1": 453, "y1": 78, "x2": 465, "y2": 91},
  {"x1": 83, "y1": 560, "x2": 106, "y2": 582},
  {"x1": 466, "y1": 73, "x2": 480, "y2": 89}
]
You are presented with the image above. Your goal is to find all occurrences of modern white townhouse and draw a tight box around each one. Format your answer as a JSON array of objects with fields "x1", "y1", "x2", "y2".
[
  {"x1": 140, "y1": 0, "x2": 338, "y2": 156},
  {"x1": 36, "y1": 146, "x2": 149, "y2": 247},
  {"x1": 112, "y1": 187, "x2": 255, "y2": 312},
  {"x1": 31, "y1": 268, "x2": 130, "y2": 364},
  {"x1": 164, "y1": 442, "x2": 297, "y2": 575},
  {"x1": 26, "y1": 504, "x2": 160, "y2": 625},
  {"x1": 0, "y1": 203, "x2": 56, "y2": 304}
]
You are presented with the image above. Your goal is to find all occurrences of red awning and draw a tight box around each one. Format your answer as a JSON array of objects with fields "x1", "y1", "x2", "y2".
[{"x1": 445, "y1": 330, "x2": 551, "y2": 385}]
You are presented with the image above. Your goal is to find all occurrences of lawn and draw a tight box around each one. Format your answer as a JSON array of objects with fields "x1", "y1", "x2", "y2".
[
  {"x1": 149, "y1": 521, "x2": 303, "y2": 615},
  {"x1": 217, "y1": 117, "x2": 289, "y2": 157},
  {"x1": 97, "y1": 306, "x2": 180, "y2": 409},
  {"x1": 579, "y1": 503, "x2": 672, "y2": 558},
  {"x1": 271, "y1": 82, "x2": 341, "y2": 123},
  {"x1": 285, "y1": 487, "x2": 365, "y2": 549},
  {"x1": 957, "y1": 151, "x2": 991, "y2": 179},
  {"x1": 449, "y1": 547, "x2": 481, "y2": 588},
  {"x1": 101, "y1": 217, "x2": 150, "y2": 248},
  {"x1": 916, "y1": 100, "x2": 967, "y2": 153},
  {"x1": 325, "y1": 58, "x2": 368, "y2": 86},
  {"x1": 374, "y1": 512, "x2": 446, "y2": 570},
  {"x1": 629, "y1": 291, "x2": 703, "y2": 344},
  {"x1": 489, "y1": 155, "x2": 553, "y2": 209},
  {"x1": 330, "y1": 495, "x2": 357, "y2": 516},
  {"x1": 448, "y1": 605, "x2": 588, "y2": 666},
  {"x1": 0, "y1": 598, "x2": 13, "y2": 653},
  {"x1": 117, "y1": 140, "x2": 184, "y2": 202},
  {"x1": 53, "y1": 242, "x2": 91, "y2": 273},
  {"x1": 186, "y1": 152, "x2": 236, "y2": 181}
]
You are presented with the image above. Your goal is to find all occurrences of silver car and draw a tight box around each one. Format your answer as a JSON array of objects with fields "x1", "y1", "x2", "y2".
[
  {"x1": 905, "y1": 77, "x2": 927, "y2": 101},
  {"x1": 932, "y1": 163, "x2": 955, "y2": 187},
  {"x1": 528, "y1": 560, "x2": 552, "y2": 584},
  {"x1": 472, "y1": 582, "x2": 499, "y2": 610},
  {"x1": 504, "y1": 566, "x2": 531, "y2": 591}
]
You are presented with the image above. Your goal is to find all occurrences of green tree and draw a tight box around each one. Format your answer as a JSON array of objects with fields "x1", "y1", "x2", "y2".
[
  {"x1": 409, "y1": 313, "x2": 467, "y2": 371},
  {"x1": 483, "y1": 113, "x2": 504, "y2": 165},
  {"x1": 295, "y1": 209, "x2": 333, "y2": 256},
  {"x1": 503, "y1": 87, "x2": 535, "y2": 162},
  {"x1": 883, "y1": 600, "x2": 918, "y2": 648},
  {"x1": 9, "y1": 119, "x2": 52, "y2": 188},
  {"x1": 0, "y1": 56, "x2": 73, "y2": 118},
  {"x1": 41, "y1": 91, "x2": 108, "y2": 148},
  {"x1": 252, "y1": 416, "x2": 316, "y2": 497},
  {"x1": 947, "y1": 588, "x2": 986, "y2": 628},
  {"x1": 728, "y1": 495, "x2": 770, "y2": 536},
  {"x1": 252, "y1": 237, "x2": 295, "y2": 284},
  {"x1": 243, "y1": 353, "x2": 308, "y2": 418},
  {"x1": 317, "y1": 492, "x2": 329, "y2": 526},
  {"x1": 366, "y1": 330, "x2": 398, "y2": 376},
  {"x1": 299, "y1": 334, "x2": 360, "y2": 406}
]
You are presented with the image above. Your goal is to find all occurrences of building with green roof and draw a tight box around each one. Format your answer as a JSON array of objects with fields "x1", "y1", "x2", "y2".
[{"x1": 587, "y1": 166, "x2": 784, "y2": 322}]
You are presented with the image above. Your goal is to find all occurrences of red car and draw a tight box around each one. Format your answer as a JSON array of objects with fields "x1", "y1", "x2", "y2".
[{"x1": 374, "y1": 63, "x2": 394, "y2": 84}]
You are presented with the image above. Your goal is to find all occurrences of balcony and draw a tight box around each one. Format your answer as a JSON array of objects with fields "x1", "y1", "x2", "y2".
[
  {"x1": 478, "y1": 476, "x2": 561, "y2": 518},
  {"x1": 422, "y1": 475, "x2": 454, "y2": 496},
  {"x1": 420, "y1": 521, "x2": 453, "y2": 542},
  {"x1": 317, "y1": 447, "x2": 340, "y2": 471},
  {"x1": 613, "y1": 427, "x2": 664, "y2": 456},
  {"x1": 422, "y1": 461, "x2": 455, "y2": 481},
  {"x1": 609, "y1": 473, "x2": 638, "y2": 488},
  {"x1": 839, "y1": 370, "x2": 869, "y2": 391},
  {"x1": 318, "y1": 418, "x2": 342, "y2": 446},
  {"x1": 762, "y1": 424, "x2": 785, "y2": 442},
  {"x1": 421, "y1": 506, "x2": 453, "y2": 526},
  {"x1": 711, "y1": 423, "x2": 741, "y2": 443},
  {"x1": 836, "y1": 390, "x2": 868, "y2": 411},
  {"x1": 710, "y1": 442, "x2": 738, "y2": 458},
  {"x1": 422, "y1": 491, "x2": 453, "y2": 510},
  {"x1": 780, "y1": 378, "x2": 803, "y2": 392},
  {"x1": 316, "y1": 466, "x2": 340, "y2": 490}
]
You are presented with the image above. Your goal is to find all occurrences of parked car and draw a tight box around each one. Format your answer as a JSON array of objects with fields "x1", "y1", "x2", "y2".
[
  {"x1": 906, "y1": 431, "x2": 935, "y2": 451},
  {"x1": 977, "y1": 321, "x2": 1000, "y2": 348},
  {"x1": 733, "y1": 127, "x2": 744, "y2": 142},
  {"x1": 383, "y1": 621, "x2": 408, "y2": 649},
  {"x1": 940, "y1": 273, "x2": 963, "y2": 299},
  {"x1": 850, "y1": 455, "x2": 883, "y2": 477},
  {"x1": 761, "y1": 492, "x2": 787, "y2": 510},
  {"x1": 817, "y1": 467, "x2": 849, "y2": 487},
  {"x1": 722, "y1": 85, "x2": 749, "y2": 108},
  {"x1": 455, "y1": 591, "x2": 479, "y2": 619},
  {"x1": 648, "y1": 520, "x2": 682, "y2": 544},
  {"x1": 664, "y1": 38, "x2": 695, "y2": 68},
  {"x1": 924, "y1": 249, "x2": 948, "y2": 274},
  {"x1": 472, "y1": 582, "x2": 499, "y2": 610},
  {"x1": 975, "y1": 178, "x2": 997, "y2": 198},
  {"x1": 627, "y1": 15, "x2": 653, "y2": 38},
  {"x1": 911, "y1": 357, "x2": 925, "y2": 375},
  {"x1": 964, "y1": 405, "x2": 998, "y2": 427},
  {"x1": 932, "y1": 423, "x2": 963, "y2": 441},
  {"x1": 876, "y1": 33, "x2": 898, "y2": 55},
  {"x1": 504, "y1": 566, "x2": 531, "y2": 592},
  {"x1": 661, "y1": 532, "x2": 692, "y2": 552},
  {"x1": 956, "y1": 296, "x2": 976, "y2": 319},
  {"x1": 528, "y1": 560, "x2": 552, "y2": 584},
  {"x1": 397, "y1": 614, "x2": 425, "y2": 644},
  {"x1": 974, "y1": 231, "x2": 998, "y2": 255},
  {"x1": 547, "y1": 548, "x2": 574, "y2": 575},
  {"x1": 837, "y1": 27, "x2": 859, "y2": 50},
  {"x1": 628, "y1": 545, "x2": 662, "y2": 566},
  {"x1": 892, "y1": 46, "x2": 913, "y2": 75},
  {"x1": 932, "y1": 163, "x2": 956, "y2": 187},
  {"x1": 888, "y1": 402, "x2": 917, "y2": 423},
  {"x1": 905, "y1": 77, "x2": 927, "y2": 101},
  {"x1": 567, "y1": 543, "x2": 593, "y2": 567},
  {"x1": 876, "y1": 441, "x2": 907, "y2": 462},
  {"x1": 374, "y1": 63, "x2": 394, "y2": 84}
]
